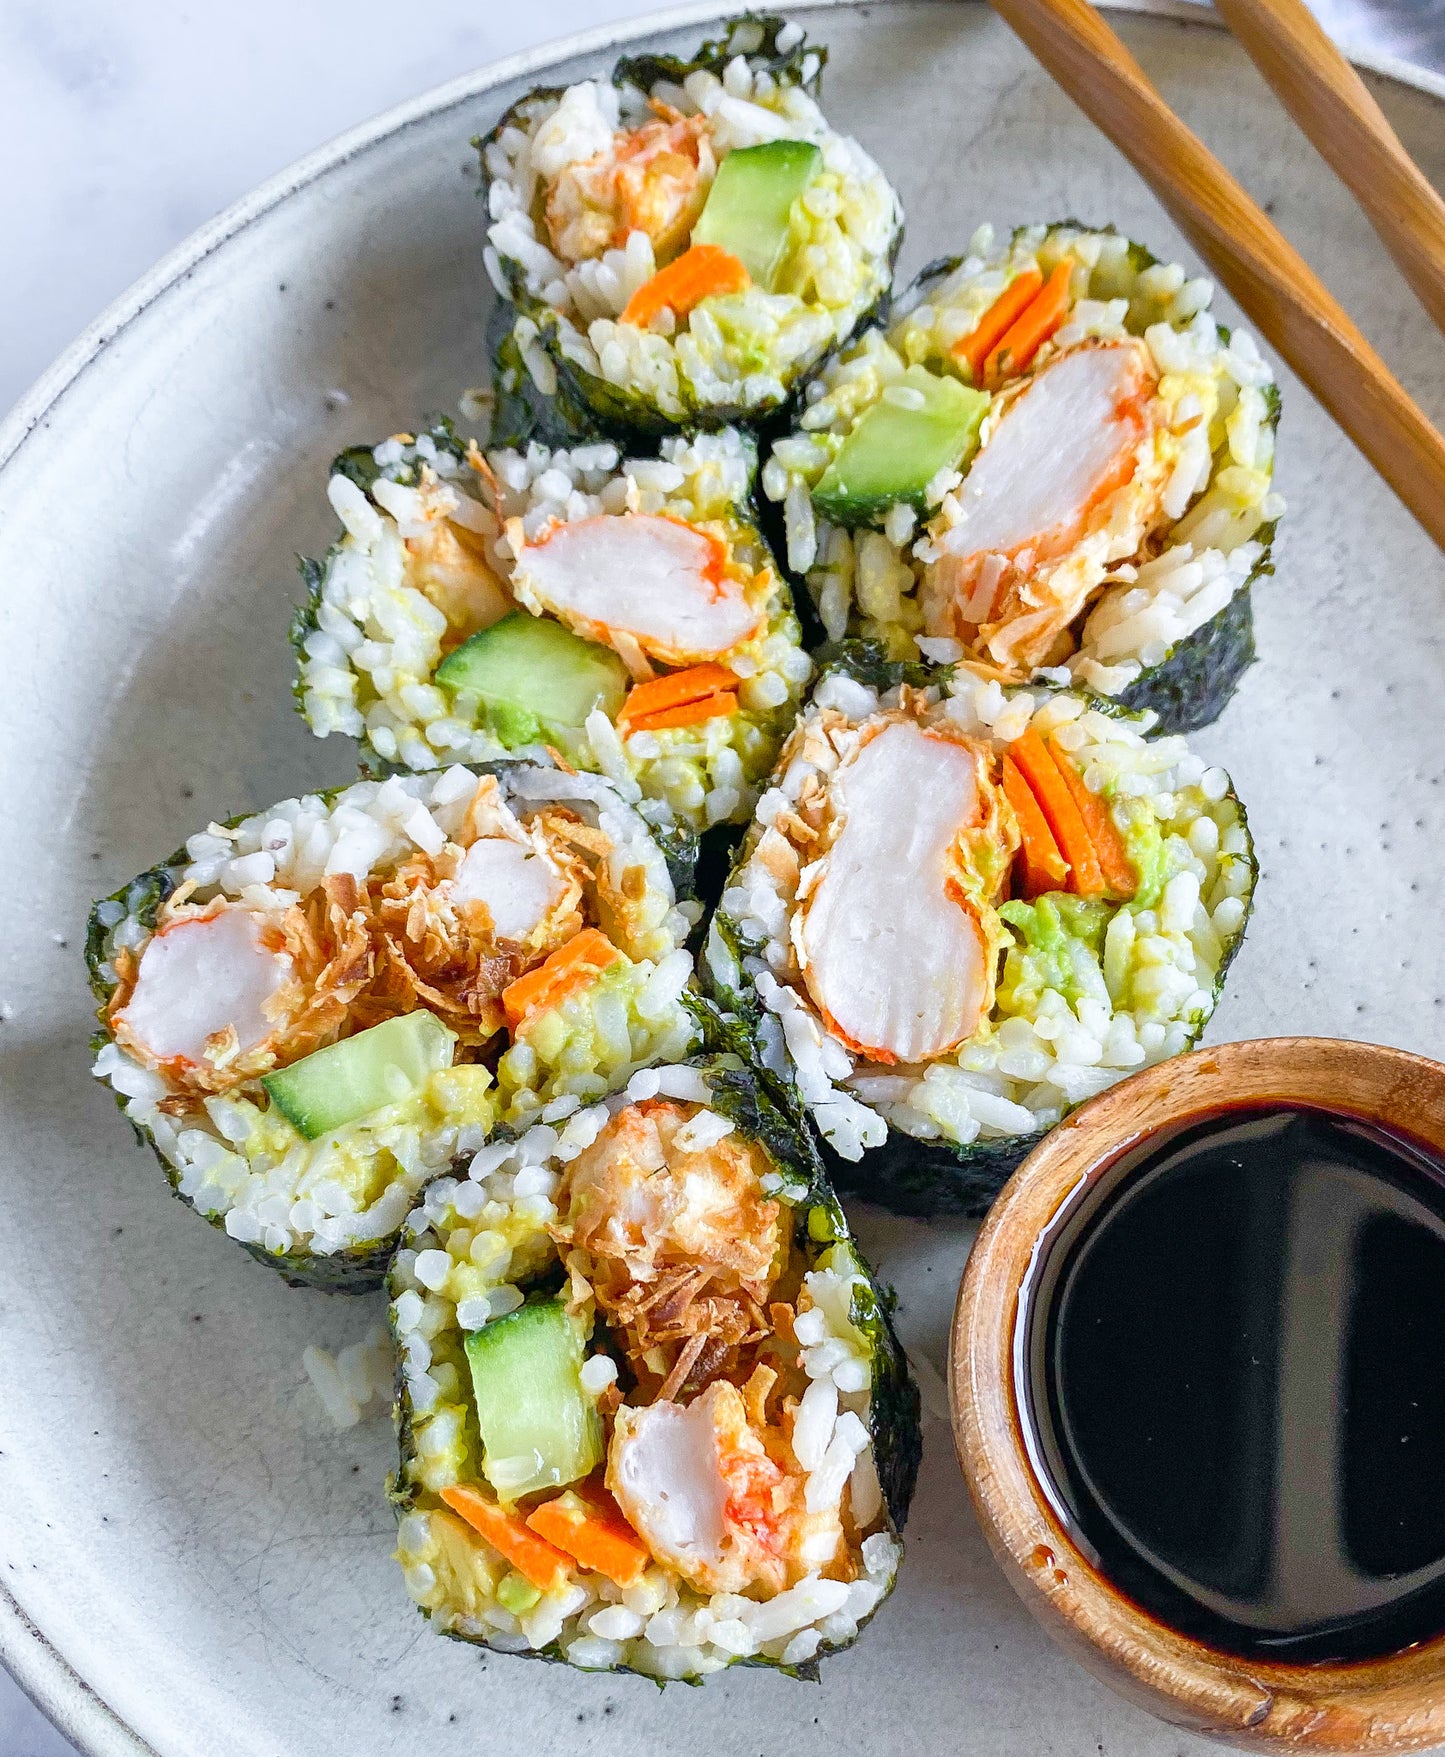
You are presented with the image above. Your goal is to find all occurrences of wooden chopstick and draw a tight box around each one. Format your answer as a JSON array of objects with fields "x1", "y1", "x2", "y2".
[
  {"x1": 1214, "y1": 0, "x2": 1445, "y2": 340},
  {"x1": 981, "y1": 0, "x2": 1445, "y2": 555}
]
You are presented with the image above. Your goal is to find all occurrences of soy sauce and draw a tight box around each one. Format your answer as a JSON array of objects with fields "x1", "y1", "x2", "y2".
[{"x1": 1022, "y1": 1105, "x2": 1445, "y2": 1663}]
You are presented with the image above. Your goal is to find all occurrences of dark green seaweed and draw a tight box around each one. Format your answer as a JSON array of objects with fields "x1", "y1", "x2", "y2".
[
  {"x1": 288, "y1": 420, "x2": 799, "y2": 855},
  {"x1": 613, "y1": 13, "x2": 824, "y2": 105},
  {"x1": 787, "y1": 228, "x2": 1282, "y2": 734},
  {"x1": 475, "y1": 16, "x2": 902, "y2": 442},
  {"x1": 703, "y1": 649, "x2": 1259, "y2": 1219},
  {"x1": 823, "y1": 1129, "x2": 1040, "y2": 1220},
  {"x1": 1118, "y1": 537, "x2": 1273, "y2": 735},
  {"x1": 484, "y1": 296, "x2": 589, "y2": 451},
  {"x1": 86, "y1": 765, "x2": 699, "y2": 1293},
  {"x1": 290, "y1": 418, "x2": 472, "y2": 736},
  {"x1": 86, "y1": 843, "x2": 389, "y2": 1293}
]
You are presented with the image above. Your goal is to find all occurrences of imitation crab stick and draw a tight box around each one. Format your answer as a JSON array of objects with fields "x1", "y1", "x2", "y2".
[
  {"x1": 1001, "y1": 754, "x2": 1070, "y2": 897},
  {"x1": 439, "y1": 1484, "x2": 573, "y2": 1593},
  {"x1": 616, "y1": 663, "x2": 740, "y2": 734},
  {"x1": 502, "y1": 929, "x2": 622, "y2": 1032},
  {"x1": 1008, "y1": 729, "x2": 1104, "y2": 898},
  {"x1": 526, "y1": 1487, "x2": 650, "y2": 1589},
  {"x1": 985, "y1": 259, "x2": 1073, "y2": 386},
  {"x1": 620, "y1": 243, "x2": 751, "y2": 328},
  {"x1": 951, "y1": 265, "x2": 1043, "y2": 381},
  {"x1": 1049, "y1": 739, "x2": 1138, "y2": 900}
]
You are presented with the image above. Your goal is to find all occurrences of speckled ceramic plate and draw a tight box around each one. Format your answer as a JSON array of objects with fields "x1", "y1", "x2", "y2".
[{"x1": 4, "y1": 3, "x2": 1445, "y2": 1753}]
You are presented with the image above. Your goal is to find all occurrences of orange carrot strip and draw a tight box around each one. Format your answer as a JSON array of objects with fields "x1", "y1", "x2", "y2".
[
  {"x1": 950, "y1": 265, "x2": 1043, "y2": 381},
  {"x1": 527, "y1": 1488, "x2": 650, "y2": 1589},
  {"x1": 502, "y1": 928, "x2": 622, "y2": 1032},
  {"x1": 985, "y1": 259, "x2": 1074, "y2": 385},
  {"x1": 626, "y1": 690, "x2": 738, "y2": 734},
  {"x1": 1009, "y1": 729, "x2": 1104, "y2": 898},
  {"x1": 1002, "y1": 754, "x2": 1070, "y2": 897},
  {"x1": 439, "y1": 1484, "x2": 573, "y2": 1593},
  {"x1": 1049, "y1": 738, "x2": 1138, "y2": 900},
  {"x1": 616, "y1": 663, "x2": 740, "y2": 731},
  {"x1": 620, "y1": 244, "x2": 751, "y2": 329}
]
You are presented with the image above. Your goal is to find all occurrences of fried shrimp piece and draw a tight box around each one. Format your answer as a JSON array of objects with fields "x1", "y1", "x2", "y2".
[
  {"x1": 544, "y1": 110, "x2": 716, "y2": 266},
  {"x1": 555, "y1": 1099, "x2": 783, "y2": 1396}
]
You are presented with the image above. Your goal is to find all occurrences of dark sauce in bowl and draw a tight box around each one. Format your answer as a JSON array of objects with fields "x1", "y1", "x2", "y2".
[{"x1": 1021, "y1": 1104, "x2": 1445, "y2": 1663}]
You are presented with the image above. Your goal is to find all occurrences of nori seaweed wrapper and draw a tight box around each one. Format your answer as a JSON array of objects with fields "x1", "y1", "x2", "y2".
[
  {"x1": 777, "y1": 231, "x2": 1281, "y2": 734},
  {"x1": 86, "y1": 844, "x2": 391, "y2": 1292},
  {"x1": 475, "y1": 15, "x2": 903, "y2": 443},
  {"x1": 1117, "y1": 532, "x2": 1273, "y2": 734},
  {"x1": 387, "y1": 1052, "x2": 920, "y2": 1679},
  {"x1": 290, "y1": 416, "x2": 803, "y2": 853},
  {"x1": 87, "y1": 765, "x2": 701, "y2": 1292},
  {"x1": 700, "y1": 648, "x2": 1259, "y2": 1219}
]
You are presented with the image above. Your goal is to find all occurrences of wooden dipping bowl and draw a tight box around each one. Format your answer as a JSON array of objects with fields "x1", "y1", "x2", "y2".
[{"x1": 950, "y1": 1038, "x2": 1445, "y2": 1752}]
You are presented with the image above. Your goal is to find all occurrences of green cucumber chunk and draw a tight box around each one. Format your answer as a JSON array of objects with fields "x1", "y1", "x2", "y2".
[
  {"x1": 262, "y1": 1011, "x2": 456, "y2": 1140},
  {"x1": 465, "y1": 1299, "x2": 603, "y2": 1502},
  {"x1": 691, "y1": 139, "x2": 822, "y2": 291},
  {"x1": 435, "y1": 612, "x2": 629, "y2": 748},
  {"x1": 812, "y1": 365, "x2": 991, "y2": 524}
]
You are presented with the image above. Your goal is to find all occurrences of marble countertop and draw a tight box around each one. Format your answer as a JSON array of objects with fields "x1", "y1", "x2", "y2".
[
  {"x1": 2, "y1": 0, "x2": 1441, "y2": 421},
  {"x1": 2, "y1": 0, "x2": 1441, "y2": 1752}
]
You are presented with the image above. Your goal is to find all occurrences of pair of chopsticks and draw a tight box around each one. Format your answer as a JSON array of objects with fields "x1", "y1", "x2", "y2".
[{"x1": 982, "y1": 0, "x2": 1445, "y2": 553}]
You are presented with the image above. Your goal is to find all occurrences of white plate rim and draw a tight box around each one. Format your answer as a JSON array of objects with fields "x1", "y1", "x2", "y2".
[{"x1": 3, "y1": 3, "x2": 1442, "y2": 1750}]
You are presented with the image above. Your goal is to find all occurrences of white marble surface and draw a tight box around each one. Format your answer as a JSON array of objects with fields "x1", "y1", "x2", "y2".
[{"x1": 1, "y1": 1, "x2": 1440, "y2": 1752}]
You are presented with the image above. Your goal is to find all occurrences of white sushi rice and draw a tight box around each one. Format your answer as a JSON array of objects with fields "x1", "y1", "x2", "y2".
[
  {"x1": 713, "y1": 672, "x2": 1255, "y2": 1162},
  {"x1": 303, "y1": 1323, "x2": 394, "y2": 1430},
  {"x1": 763, "y1": 222, "x2": 1285, "y2": 688},
  {"x1": 298, "y1": 425, "x2": 811, "y2": 831},
  {"x1": 91, "y1": 765, "x2": 696, "y2": 1263},
  {"x1": 483, "y1": 37, "x2": 901, "y2": 422},
  {"x1": 391, "y1": 1068, "x2": 899, "y2": 1677}
]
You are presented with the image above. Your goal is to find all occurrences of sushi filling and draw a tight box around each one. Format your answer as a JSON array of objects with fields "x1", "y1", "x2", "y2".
[
  {"x1": 90, "y1": 766, "x2": 697, "y2": 1266},
  {"x1": 763, "y1": 222, "x2": 1283, "y2": 693},
  {"x1": 482, "y1": 20, "x2": 901, "y2": 424},
  {"x1": 714, "y1": 669, "x2": 1254, "y2": 1161},
  {"x1": 296, "y1": 425, "x2": 810, "y2": 831},
  {"x1": 392, "y1": 1065, "x2": 901, "y2": 1677}
]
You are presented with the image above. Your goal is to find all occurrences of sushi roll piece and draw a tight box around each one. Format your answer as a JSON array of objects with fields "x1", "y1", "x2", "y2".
[
  {"x1": 704, "y1": 654, "x2": 1256, "y2": 1217},
  {"x1": 294, "y1": 422, "x2": 812, "y2": 835},
  {"x1": 389, "y1": 1056, "x2": 919, "y2": 1678},
  {"x1": 86, "y1": 764, "x2": 698, "y2": 1290},
  {"x1": 762, "y1": 222, "x2": 1286, "y2": 732},
  {"x1": 478, "y1": 15, "x2": 903, "y2": 439}
]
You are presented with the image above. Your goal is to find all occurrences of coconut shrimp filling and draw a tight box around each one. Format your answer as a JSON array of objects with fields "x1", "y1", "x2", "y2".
[
  {"x1": 296, "y1": 426, "x2": 811, "y2": 831},
  {"x1": 113, "y1": 902, "x2": 298, "y2": 1073},
  {"x1": 482, "y1": 25, "x2": 901, "y2": 422},
  {"x1": 391, "y1": 1067, "x2": 900, "y2": 1677},
  {"x1": 713, "y1": 670, "x2": 1254, "y2": 1161},
  {"x1": 763, "y1": 221, "x2": 1284, "y2": 692},
  {"x1": 90, "y1": 766, "x2": 697, "y2": 1262}
]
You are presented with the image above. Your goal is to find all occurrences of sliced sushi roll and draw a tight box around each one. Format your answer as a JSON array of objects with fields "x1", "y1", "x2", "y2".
[
  {"x1": 705, "y1": 656, "x2": 1256, "y2": 1217},
  {"x1": 389, "y1": 1055, "x2": 919, "y2": 1678},
  {"x1": 86, "y1": 764, "x2": 698, "y2": 1290},
  {"x1": 294, "y1": 422, "x2": 811, "y2": 835},
  {"x1": 763, "y1": 222, "x2": 1286, "y2": 732},
  {"x1": 479, "y1": 15, "x2": 903, "y2": 438}
]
